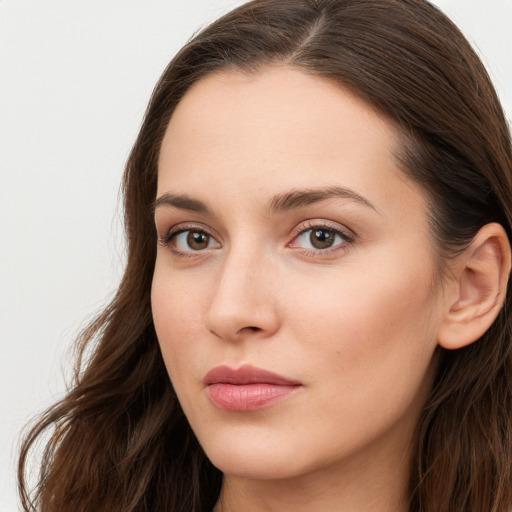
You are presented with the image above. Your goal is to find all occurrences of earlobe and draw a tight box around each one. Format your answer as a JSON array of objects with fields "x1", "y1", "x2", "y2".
[{"x1": 438, "y1": 223, "x2": 511, "y2": 350}]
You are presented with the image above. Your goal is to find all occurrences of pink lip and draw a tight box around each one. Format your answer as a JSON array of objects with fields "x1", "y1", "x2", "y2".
[{"x1": 204, "y1": 364, "x2": 301, "y2": 411}]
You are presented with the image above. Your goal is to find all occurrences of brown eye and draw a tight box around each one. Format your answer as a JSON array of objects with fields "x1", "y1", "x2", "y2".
[
  {"x1": 289, "y1": 223, "x2": 353, "y2": 254},
  {"x1": 167, "y1": 228, "x2": 221, "y2": 253},
  {"x1": 310, "y1": 229, "x2": 336, "y2": 249},
  {"x1": 186, "y1": 231, "x2": 210, "y2": 250}
]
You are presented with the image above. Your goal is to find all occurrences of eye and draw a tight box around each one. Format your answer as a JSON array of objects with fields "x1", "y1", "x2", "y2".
[
  {"x1": 289, "y1": 223, "x2": 354, "y2": 253},
  {"x1": 160, "y1": 227, "x2": 221, "y2": 253}
]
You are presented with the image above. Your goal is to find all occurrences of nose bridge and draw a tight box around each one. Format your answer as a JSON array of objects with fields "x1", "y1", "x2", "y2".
[{"x1": 205, "y1": 238, "x2": 279, "y2": 340}]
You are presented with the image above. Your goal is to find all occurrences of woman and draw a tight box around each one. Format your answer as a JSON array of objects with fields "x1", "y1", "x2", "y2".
[{"x1": 18, "y1": 0, "x2": 512, "y2": 511}]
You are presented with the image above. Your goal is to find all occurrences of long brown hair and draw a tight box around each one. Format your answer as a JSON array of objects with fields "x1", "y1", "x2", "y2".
[{"x1": 18, "y1": 1, "x2": 512, "y2": 511}]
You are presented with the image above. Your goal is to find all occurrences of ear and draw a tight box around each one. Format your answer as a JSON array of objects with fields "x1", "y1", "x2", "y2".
[{"x1": 438, "y1": 223, "x2": 511, "y2": 350}]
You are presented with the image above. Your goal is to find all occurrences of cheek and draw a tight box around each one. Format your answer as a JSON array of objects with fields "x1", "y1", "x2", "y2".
[
  {"x1": 274, "y1": 262, "x2": 440, "y2": 460},
  {"x1": 151, "y1": 269, "x2": 209, "y2": 378},
  {"x1": 284, "y1": 254, "x2": 440, "y2": 394}
]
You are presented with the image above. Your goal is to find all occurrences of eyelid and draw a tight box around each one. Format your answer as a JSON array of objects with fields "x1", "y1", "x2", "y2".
[
  {"x1": 157, "y1": 219, "x2": 356, "y2": 258},
  {"x1": 290, "y1": 219, "x2": 356, "y2": 239},
  {"x1": 158, "y1": 222, "x2": 221, "y2": 251},
  {"x1": 288, "y1": 219, "x2": 356, "y2": 254}
]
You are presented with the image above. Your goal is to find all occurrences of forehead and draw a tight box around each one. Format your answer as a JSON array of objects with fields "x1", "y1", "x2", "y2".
[
  {"x1": 160, "y1": 66, "x2": 396, "y2": 169},
  {"x1": 157, "y1": 66, "x2": 424, "y2": 220}
]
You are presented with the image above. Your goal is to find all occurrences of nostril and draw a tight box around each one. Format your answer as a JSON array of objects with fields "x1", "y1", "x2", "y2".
[{"x1": 233, "y1": 325, "x2": 262, "y2": 337}]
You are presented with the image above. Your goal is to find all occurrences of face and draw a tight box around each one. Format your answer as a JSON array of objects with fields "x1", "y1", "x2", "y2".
[{"x1": 152, "y1": 67, "x2": 446, "y2": 483}]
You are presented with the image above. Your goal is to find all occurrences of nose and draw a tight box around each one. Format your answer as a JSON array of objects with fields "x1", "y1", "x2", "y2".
[{"x1": 205, "y1": 246, "x2": 280, "y2": 342}]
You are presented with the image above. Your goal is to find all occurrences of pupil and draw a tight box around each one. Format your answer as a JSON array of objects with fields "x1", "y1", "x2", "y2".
[
  {"x1": 187, "y1": 231, "x2": 208, "y2": 250},
  {"x1": 311, "y1": 229, "x2": 334, "y2": 249}
]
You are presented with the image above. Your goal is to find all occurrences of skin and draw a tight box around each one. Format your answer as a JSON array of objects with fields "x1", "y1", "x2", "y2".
[{"x1": 151, "y1": 66, "x2": 451, "y2": 512}]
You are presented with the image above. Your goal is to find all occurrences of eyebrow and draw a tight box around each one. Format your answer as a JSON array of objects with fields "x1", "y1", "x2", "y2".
[
  {"x1": 267, "y1": 186, "x2": 378, "y2": 214},
  {"x1": 153, "y1": 186, "x2": 378, "y2": 216},
  {"x1": 152, "y1": 193, "x2": 211, "y2": 214}
]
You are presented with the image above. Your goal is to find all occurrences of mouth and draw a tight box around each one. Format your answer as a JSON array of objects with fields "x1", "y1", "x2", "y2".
[{"x1": 203, "y1": 364, "x2": 302, "y2": 412}]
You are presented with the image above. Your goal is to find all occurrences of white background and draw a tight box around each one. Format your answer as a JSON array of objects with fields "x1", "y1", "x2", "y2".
[{"x1": 1, "y1": 1, "x2": 511, "y2": 510}]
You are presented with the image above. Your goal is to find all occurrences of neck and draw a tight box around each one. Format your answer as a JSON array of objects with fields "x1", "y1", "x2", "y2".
[{"x1": 213, "y1": 436, "x2": 412, "y2": 512}]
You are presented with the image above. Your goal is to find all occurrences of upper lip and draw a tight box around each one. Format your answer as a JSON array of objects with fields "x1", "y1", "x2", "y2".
[{"x1": 204, "y1": 364, "x2": 301, "y2": 386}]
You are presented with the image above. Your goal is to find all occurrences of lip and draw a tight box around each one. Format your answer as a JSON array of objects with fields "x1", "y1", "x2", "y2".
[{"x1": 204, "y1": 364, "x2": 302, "y2": 411}]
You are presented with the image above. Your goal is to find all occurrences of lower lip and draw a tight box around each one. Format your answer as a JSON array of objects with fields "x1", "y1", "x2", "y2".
[{"x1": 207, "y1": 383, "x2": 299, "y2": 411}]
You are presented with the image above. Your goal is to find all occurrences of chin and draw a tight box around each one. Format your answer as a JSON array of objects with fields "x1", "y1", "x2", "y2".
[{"x1": 198, "y1": 429, "x2": 311, "y2": 480}]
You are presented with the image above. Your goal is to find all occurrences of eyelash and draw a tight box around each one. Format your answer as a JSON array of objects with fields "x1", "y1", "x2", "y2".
[
  {"x1": 289, "y1": 220, "x2": 355, "y2": 257},
  {"x1": 158, "y1": 220, "x2": 355, "y2": 258},
  {"x1": 158, "y1": 223, "x2": 216, "y2": 258}
]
